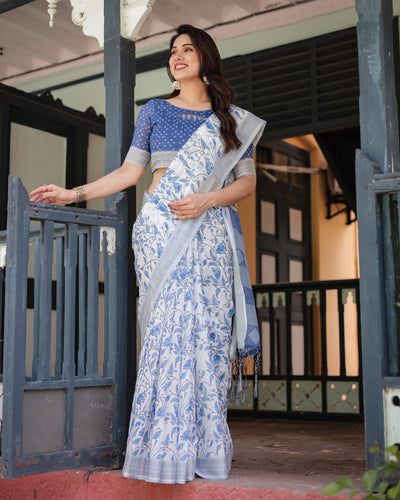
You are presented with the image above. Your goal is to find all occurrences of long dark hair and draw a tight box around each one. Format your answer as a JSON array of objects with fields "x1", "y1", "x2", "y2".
[{"x1": 167, "y1": 24, "x2": 241, "y2": 153}]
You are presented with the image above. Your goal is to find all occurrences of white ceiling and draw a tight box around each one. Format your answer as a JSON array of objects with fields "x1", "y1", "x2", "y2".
[{"x1": 0, "y1": 0, "x2": 355, "y2": 83}]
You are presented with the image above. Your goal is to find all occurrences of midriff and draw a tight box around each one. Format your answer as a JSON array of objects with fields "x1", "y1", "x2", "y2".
[{"x1": 148, "y1": 168, "x2": 168, "y2": 195}]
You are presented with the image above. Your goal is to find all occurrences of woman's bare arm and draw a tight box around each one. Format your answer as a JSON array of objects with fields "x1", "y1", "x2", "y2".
[{"x1": 29, "y1": 161, "x2": 146, "y2": 205}]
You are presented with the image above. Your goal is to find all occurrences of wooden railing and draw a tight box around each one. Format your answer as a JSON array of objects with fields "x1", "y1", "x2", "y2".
[
  {"x1": 0, "y1": 176, "x2": 128, "y2": 478},
  {"x1": 229, "y1": 279, "x2": 362, "y2": 419}
]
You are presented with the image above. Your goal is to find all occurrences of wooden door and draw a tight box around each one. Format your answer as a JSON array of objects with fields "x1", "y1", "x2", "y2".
[{"x1": 256, "y1": 140, "x2": 312, "y2": 376}]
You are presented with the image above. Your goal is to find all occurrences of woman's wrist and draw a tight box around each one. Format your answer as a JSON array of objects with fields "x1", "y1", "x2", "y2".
[
  {"x1": 72, "y1": 185, "x2": 87, "y2": 203},
  {"x1": 206, "y1": 191, "x2": 218, "y2": 209}
]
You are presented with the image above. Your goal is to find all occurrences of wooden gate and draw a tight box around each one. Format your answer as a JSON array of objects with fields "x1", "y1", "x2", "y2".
[{"x1": 1, "y1": 176, "x2": 128, "y2": 478}]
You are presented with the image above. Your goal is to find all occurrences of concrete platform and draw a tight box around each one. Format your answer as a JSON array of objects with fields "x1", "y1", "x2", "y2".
[{"x1": 0, "y1": 418, "x2": 365, "y2": 499}]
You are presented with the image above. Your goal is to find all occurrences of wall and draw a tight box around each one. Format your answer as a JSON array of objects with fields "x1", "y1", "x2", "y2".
[
  {"x1": 9, "y1": 123, "x2": 67, "y2": 194},
  {"x1": 237, "y1": 191, "x2": 257, "y2": 283}
]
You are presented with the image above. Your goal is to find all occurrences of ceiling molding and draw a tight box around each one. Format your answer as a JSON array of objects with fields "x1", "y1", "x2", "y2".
[{"x1": 0, "y1": 0, "x2": 356, "y2": 82}]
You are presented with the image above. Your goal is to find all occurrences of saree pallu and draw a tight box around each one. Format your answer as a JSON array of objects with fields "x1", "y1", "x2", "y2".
[{"x1": 122, "y1": 107, "x2": 265, "y2": 484}]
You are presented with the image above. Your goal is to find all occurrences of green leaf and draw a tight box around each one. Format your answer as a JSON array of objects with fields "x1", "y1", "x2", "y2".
[
  {"x1": 385, "y1": 445, "x2": 399, "y2": 455},
  {"x1": 349, "y1": 490, "x2": 362, "y2": 499},
  {"x1": 365, "y1": 495, "x2": 381, "y2": 500},
  {"x1": 387, "y1": 481, "x2": 400, "y2": 499},
  {"x1": 362, "y1": 469, "x2": 378, "y2": 491},
  {"x1": 377, "y1": 480, "x2": 389, "y2": 495},
  {"x1": 322, "y1": 478, "x2": 354, "y2": 496},
  {"x1": 384, "y1": 461, "x2": 400, "y2": 476},
  {"x1": 384, "y1": 460, "x2": 400, "y2": 469}
]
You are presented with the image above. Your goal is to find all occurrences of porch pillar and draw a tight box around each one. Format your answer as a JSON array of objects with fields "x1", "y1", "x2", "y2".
[
  {"x1": 103, "y1": 2, "x2": 137, "y2": 440},
  {"x1": 356, "y1": 0, "x2": 400, "y2": 467}
]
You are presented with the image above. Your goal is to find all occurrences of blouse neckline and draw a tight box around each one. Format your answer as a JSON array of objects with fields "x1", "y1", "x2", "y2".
[{"x1": 162, "y1": 99, "x2": 213, "y2": 113}]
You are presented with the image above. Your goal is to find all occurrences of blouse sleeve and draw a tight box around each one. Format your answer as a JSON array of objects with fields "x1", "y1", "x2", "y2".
[
  {"x1": 233, "y1": 143, "x2": 256, "y2": 178},
  {"x1": 123, "y1": 101, "x2": 153, "y2": 167}
]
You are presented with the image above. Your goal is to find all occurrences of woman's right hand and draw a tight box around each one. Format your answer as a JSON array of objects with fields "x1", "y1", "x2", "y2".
[{"x1": 29, "y1": 184, "x2": 77, "y2": 205}]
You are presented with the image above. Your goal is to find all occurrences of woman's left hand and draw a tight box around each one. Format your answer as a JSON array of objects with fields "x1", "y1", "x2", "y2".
[
  {"x1": 169, "y1": 193, "x2": 211, "y2": 220},
  {"x1": 168, "y1": 175, "x2": 256, "y2": 220}
]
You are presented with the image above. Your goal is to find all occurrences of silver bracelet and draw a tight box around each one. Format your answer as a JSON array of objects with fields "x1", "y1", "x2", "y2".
[{"x1": 73, "y1": 185, "x2": 87, "y2": 203}]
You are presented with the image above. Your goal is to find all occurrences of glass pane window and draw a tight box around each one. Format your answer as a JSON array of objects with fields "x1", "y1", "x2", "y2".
[
  {"x1": 289, "y1": 259, "x2": 303, "y2": 282},
  {"x1": 261, "y1": 200, "x2": 276, "y2": 235},
  {"x1": 289, "y1": 208, "x2": 303, "y2": 241},
  {"x1": 261, "y1": 253, "x2": 276, "y2": 284}
]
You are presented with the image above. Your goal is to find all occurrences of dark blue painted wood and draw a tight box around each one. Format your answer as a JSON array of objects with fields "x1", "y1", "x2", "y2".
[
  {"x1": 55, "y1": 236, "x2": 65, "y2": 379},
  {"x1": 355, "y1": 151, "x2": 387, "y2": 466},
  {"x1": 103, "y1": 1, "x2": 135, "y2": 194},
  {"x1": 357, "y1": 1, "x2": 400, "y2": 172},
  {"x1": 0, "y1": 98, "x2": 9, "y2": 231},
  {"x1": 86, "y1": 226, "x2": 100, "y2": 377},
  {"x1": 102, "y1": 232, "x2": 110, "y2": 378},
  {"x1": 104, "y1": 236, "x2": 117, "y2": 379},
  {"x1": 32, "y1": 237, "x2": 40, "y2": 380},
  {"x1": 2, "y1": 176, "x2": 30, "y2": 478},
  {"x1": 357, "y1": 0, "x2": 399, "y2": 375},
  {"x1": 356, "y1": 0, "x2": 400, "y2": 466},
  {"x1": 355, "y1": 288, "x2": 363, "y2": 410},
  {"x1": 77, "y1": 233, "x2": 87, "y2": 377},
  {"x1": 110, "y1": 194, "x2": 129, "y2": 457},
  {"x1": 63, "y1": 222, "x2": 77, "y2": 452},
  {"x1": 38, "y1": 220, "x2": 54, "y2": 381},
  {"x1": 62, "y1": 223, "x2": 78, "y2": 381},
  {"x1": 2, "y1": 176, "x2": 128, "y2": 478},
  {"x1": 103, "y1": 1, "x2": 137, "y2": 435},
  {"x1": 26, "y1": 203, "x2": 119, "y2": 227}
]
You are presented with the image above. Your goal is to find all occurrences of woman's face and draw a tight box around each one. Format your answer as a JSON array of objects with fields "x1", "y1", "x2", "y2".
[{"x1": 169, "y1": 34, "x2": 201, "y2": 84}]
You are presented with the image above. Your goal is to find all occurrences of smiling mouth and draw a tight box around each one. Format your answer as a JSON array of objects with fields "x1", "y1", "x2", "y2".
[{"x1": 175, "y1": 64, "x2": 188, "y2": 70}]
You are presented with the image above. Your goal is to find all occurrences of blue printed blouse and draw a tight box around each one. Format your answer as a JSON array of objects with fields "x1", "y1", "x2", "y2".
[{"x1": 124, "y1": 99, "x2": 255, "y2": 178}]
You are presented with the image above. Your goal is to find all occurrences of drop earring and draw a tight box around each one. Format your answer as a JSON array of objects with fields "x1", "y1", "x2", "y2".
[
  {"x1": 172, "y1": 80, "x2": 181, "y2": 90},
  {"x1": 203, "y1": 75, "x2": 210, "y2": 85}
]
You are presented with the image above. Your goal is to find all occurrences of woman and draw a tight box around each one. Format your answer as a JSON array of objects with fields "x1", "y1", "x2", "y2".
[{"x1": 30, "y1": 24, "x2": 265, "y2": 484}]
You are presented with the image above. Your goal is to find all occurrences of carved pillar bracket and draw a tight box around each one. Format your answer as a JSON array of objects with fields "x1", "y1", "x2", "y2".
[
  {"x1": 70, "y1": 0, "x2": 104, "y2": 47},
  {"x1": 122, "y1": 0, "x2": 157, "y2": 41},
  {"x1": 69, "y1": 0, "x2": 157, "y2": 47}
]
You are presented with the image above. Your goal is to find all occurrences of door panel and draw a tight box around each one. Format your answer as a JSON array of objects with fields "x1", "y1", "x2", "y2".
[
  {"x1": 257, "y1": 140, "x2": 312, "y2": 378},
  {"x1": 257, "y1": 140, "x2": 311, "y2": 284}
]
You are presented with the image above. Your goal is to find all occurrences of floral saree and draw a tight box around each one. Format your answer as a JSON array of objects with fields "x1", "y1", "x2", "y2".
[{"x1": 122, "y1": 106, "x2": 265, "y2": 484}]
